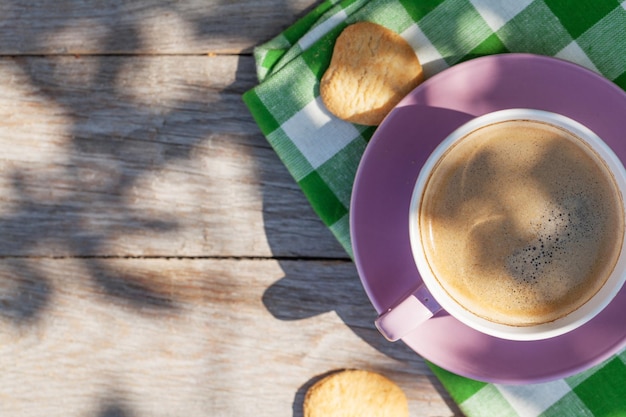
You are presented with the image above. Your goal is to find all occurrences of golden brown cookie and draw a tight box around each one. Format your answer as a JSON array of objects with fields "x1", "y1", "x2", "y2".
[
  {"x1": 303, "y1": 369, "x2": 409, "y2": 417},
  {"x1": 320, "y1": 21, "x2": 424, "y2": 126}
]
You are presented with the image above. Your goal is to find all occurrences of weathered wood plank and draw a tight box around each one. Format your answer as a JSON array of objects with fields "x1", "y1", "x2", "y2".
[
  {"x1": 0, "y1": 0, "x2": 320, "y2": 55},
  {"x1": 0, "y1": 258, "x2": 459, "y2": 417},
  {"x1": 0, "y1": 55, "x2": 346, "y2": 258}
]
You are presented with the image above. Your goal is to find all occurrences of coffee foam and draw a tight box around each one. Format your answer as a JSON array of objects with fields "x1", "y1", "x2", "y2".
[{"x1": 420, "y1": 120, "x2": 624, "y2": 326}]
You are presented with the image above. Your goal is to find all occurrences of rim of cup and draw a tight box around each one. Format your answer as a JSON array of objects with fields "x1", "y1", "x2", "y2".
[{"x1": 409, "y1": 108, "x2": 626, "y2": 341}]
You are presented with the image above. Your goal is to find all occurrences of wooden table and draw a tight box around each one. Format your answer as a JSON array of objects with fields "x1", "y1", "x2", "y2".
[{"x1": 0, "y1": 1, "x2": 461, "y2": 415}]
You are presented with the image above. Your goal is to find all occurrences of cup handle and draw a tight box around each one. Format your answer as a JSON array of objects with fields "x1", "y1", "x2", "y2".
[{"x1": 374, "y1": 284, "x2": 443, "y2": 341}]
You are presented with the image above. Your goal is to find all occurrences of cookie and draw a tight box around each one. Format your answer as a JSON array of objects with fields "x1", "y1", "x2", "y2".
[
  {"x1": 303, "y1": 369, "x2": 409, "y2": 417},
  {"x1": 320, "y1": 22, "x2": 424, "y2": 126}
]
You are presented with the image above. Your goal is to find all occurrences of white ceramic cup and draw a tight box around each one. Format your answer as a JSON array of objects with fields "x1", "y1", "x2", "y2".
[{"x1": 375, "y1": 109, "x2": 626, "y2": 342}]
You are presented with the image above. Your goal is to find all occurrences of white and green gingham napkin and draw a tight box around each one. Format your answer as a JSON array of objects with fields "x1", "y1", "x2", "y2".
[{"x1": 243, "y1": 1, "x2": 626, "y2": 415}]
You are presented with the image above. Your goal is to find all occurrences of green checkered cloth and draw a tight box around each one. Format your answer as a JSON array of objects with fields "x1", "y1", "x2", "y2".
[{"x1": 243, "y1": 0, "x2": 626, "y2": 415}]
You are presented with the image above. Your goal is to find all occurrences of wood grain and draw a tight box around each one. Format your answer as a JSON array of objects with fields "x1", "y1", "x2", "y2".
[
  {"x1": 0, "y1": 55, "x2": 346, "y2": 258},
  {"x1": 0, "y1": 0, "x2": 321, "y2": 55},
  {"x1": 0, "y1": 258, "x2": 458, "y2": 417}
]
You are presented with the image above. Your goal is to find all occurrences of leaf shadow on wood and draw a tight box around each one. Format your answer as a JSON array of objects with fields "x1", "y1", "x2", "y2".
[
  {"x1": 97, "y1": 400, "x2": 135, "y2": 417},
  {"x1": 2, "y1": 53, "x2": 197, "y2": 320},
  {"x1": 0, "y1": 0, "x2": 315, "y2": 323},
  {"x1": 0, "y1": 0, "x2": 320, "y2": 55},
  {"x1": 0, "y1": 259, "x2": 52, "y2": 325},
  {"x1": 261, "y1": 258, "x2": 421, "y2": 364}
]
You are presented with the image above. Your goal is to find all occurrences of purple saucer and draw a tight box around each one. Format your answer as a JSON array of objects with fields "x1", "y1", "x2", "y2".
[{"x1": 350, "y1": 53, "x2": 626, "y2": 384}]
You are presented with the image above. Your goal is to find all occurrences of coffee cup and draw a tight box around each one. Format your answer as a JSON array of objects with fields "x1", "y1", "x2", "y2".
[{"x1": 375, "y1": 109, "x2": 626, "y2": 342}]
